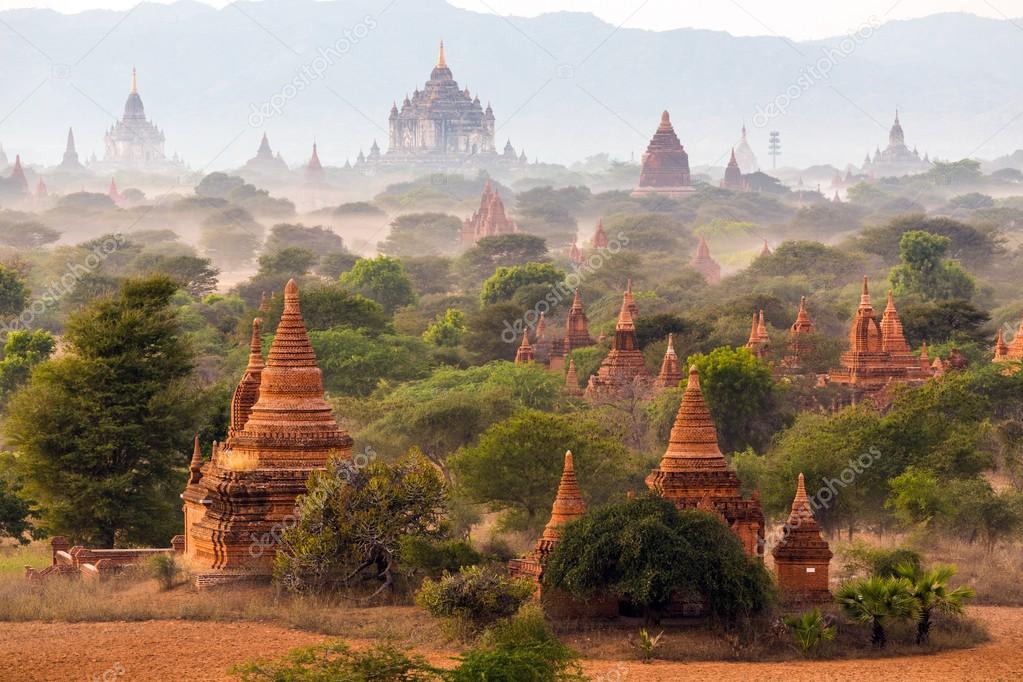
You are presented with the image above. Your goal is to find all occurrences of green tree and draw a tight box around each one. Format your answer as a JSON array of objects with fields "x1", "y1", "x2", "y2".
[
  {"x1": 264, "y1": 223, "x2": 347, "y2": 257},
  {"x1": 0, "y1": 330, "x2": 55, "y2": 405},
  {"x1": 275, "y1": 450, "x2": 447, "y2": 596},
  {"x1": 298, "y1": 284, "x2": 390, "y2": 333},
  {"x1": 889, "y1": 231, "x2": 976, "y2": 301},
  {"x1": 835, "y1": 576, "x2": 919, "y2": 648},
  {"x1": 0, "y1": 266, "x2": 29, "y2": 318},
  {"x1": 886, "y1": 467, "x2": 952, "y2": 527},
  {"x1": 423, "y1": 309, "x2": 466, "y2": 347},
  {"x1": 544, "y1": 496, "x2": 774, "y2": 622},
  {"x1": 0, "y1": 221, "x2": 60, "y2": 249},
  {"x1": 310, "y1": 329, "x2": 432, "y2": 396},
  {"x1": 463, "y1": 302, "x2": 526, "y2": 362},
  {"x1": 899, "y1": 299, "x2": 990, "y2": 346},
  {"x1": 378, "y1": 213, "x2": 462, "y2": 257},
  {"x1": 479, "y1": 262, "x2": 564, "y2": 306},
  {"x1": 450, "y1": 410, "x2": 628, "y2": 526},
  {"x1": 339, "y1": 256, "x2": 418, "y2": 314},
  {"x1": 4, "y1": 277, "x2": 199, "y2": 545},
  {"x1": 135, "y1": 254, "x2": 220, "y2": 297},
  {"x1": 895, "y1": 563, "x2": 975, "y2": 644},
  {"x1": 0, "y1": 475, "x2": 42, "y2": 544},
  {"x1": 258, "y1": 246, "x2": 317, "y2": 277},
  {"x1": 783, "y1": 609, "x2": 835, "y2": 657},
  {"x1": 454, "y1": 234, "x2": 548, "y2": 288}
]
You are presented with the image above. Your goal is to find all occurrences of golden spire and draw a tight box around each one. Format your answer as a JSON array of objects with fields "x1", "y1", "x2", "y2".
[
  {"x1": 437, "y1": 40, "x2": 447, "y2": 68},
  {"x1": 131, "y1": 67, "x2": 138, "y2": 94}
]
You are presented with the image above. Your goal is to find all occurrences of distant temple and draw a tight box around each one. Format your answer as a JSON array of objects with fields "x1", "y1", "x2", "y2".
[
  {"x1": 243, "y1": 134, "x2": 288, "y2": 174},
  {"x1": 995, "y1": 318, "x2": 1023, "y2": 368},
  {"x1": 379, "y1": 42, "x2": 525, "y2": 167},
  {"x1": 585, "y1": 286, "x2": 649, "y2": 398},
  {"x1": 102, "y1": 68, "x2": 178, "y2": 171},
  {"x1": 646, "y1": 365, "x2": 765, "y2": 559},
  {"x1": 744, "y1": 310, "x2": 770, "y2": 360},
  {"x1": 563, "y1": 289, "x2": 595, "y2": 354},
  {"x1": 57, "y1": 128, "x2": 84, "y2": 172},
  {"x1": 689, "y1": 237, "x2": 721, "y2": 284},
  {"x1": 862, "y1": 111, "x2": 931, "y2": 177},
  {"x1": 184, "y1": 280, "x2": 353, "y2": 585},
  {"x1": 460, "y1": 180, "x2": 517, "y2": 244},
  {"x1": 734, "y1": 124, "x2": 758, "y2": 173},
  {"x1": 631, "y1": 111, "x2": 695, "y2": 198},
  {"x1": 828, "y1": 278, "x2": 932, "y2": 396},
  {"x1": 781, "y1": 296, "x2": 816, "y2": 369},
  {"x1": 720, "y1": 148, "x2": 748, "y2": 191},
  {"x1": 653, "y1": 333, "x2": 685, "y2": 391}
]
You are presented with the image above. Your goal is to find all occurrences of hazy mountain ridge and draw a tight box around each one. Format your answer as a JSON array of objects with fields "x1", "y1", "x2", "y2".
[{"x1": 1, "y1": 1, "x2": 1021, "y2": 170}]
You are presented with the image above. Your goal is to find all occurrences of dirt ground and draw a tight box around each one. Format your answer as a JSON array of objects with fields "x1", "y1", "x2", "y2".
[{"x1": 0, "y1": 606, "x2": 1020, "y2": 681}]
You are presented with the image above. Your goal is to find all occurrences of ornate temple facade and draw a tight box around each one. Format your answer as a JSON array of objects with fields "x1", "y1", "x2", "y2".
[
  {"x1": 772, "y1": 473, "x2": 832, "y2": 603},
  {"x1": 828, "y1": 279, "x2": 932, "y2": 395},
  {"x1": 585, "y1": 288, "x2": 649, "y2": 398},
  {"x1": 460, "y1": 180, "x2": 517, "y2": 245},
  {"x1": 183, "y1": 280, "x2": 353, "y2": 584},
  {"x1": 690, "y1": 237, "x2": 722, "y2": 284},
  {"x1": 646, "y1": 365, "x2": 765, "y2": 559},
  {"x1": 101, "y1": 69, "x2": 181, "y2": 172},
  {"x1": 631, "y1": 111, "x2": 695, "y2": 198},
  {"x1": 862, "y1": 111, "x2": 931, "y2": 178}
]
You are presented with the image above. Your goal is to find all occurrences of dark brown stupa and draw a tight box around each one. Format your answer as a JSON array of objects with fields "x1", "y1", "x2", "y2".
[
  {"x1": 563, "y1": 289, "x2": 595, "y2": 352},
  {"x1": 690, "y1": 236, "x2": 721, "y2": 284},
  {"x1": 653, "y1": 334, "x2": 684, "y2": 391},
  {"x1": 645, "y1": 365, "x2": 764, "y2": 558},
  {"x1": 772, "y1": 473, "x2": 832, "y2": 604},
  {"x1": 720, "y1": 148, "x2": 746, "y2": 190},
  {"x1": 631, "y1": 111, "x2": 695, "y2": 198},
  {"x1": 187, "y1": 280, "x2": 353, "y2": 584},
  {"x1": 584, "y1": 290, "x2": 650, "y2": 398}
]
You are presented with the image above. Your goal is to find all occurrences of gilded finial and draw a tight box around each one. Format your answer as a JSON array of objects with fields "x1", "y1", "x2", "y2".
[{"x1": 437, "y1": 40, "x2": 447, "y2": 68}]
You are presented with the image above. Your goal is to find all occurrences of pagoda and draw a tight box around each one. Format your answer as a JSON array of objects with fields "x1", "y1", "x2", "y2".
[
  {"x1": 690, "y1": 237, "x2": 721, "y2": 284},
  {"x1": 862, "y1": 111, "x2": 930, "y2": 177},
  {"x1": 514, "y1": 328, "x2": 535, "y2": 365},
  {"x1": 35, "y1": 177, "x2": 47, "y2": 199},
  {"x1": 460, "y1": 180, "x2": 517, "y2": 244},
  {"x1": 58, "y1": 127, "x2": 84, "y2": 171},
  {"x1": 645, "y1": 365, "x2": 764, "y2": 558},
  {"x1": 244, "y1": 133, "x2": 288, "y2": 174},
  {"x1": 653, "y1": 333, "x2": 685, "y2": 391},
  {"x1": 829, "y1": 278, "x2": 932, "y2": 395},
  {"x1": 567, "y1": 238, "x2": 583, "y2": 265},
  {"x1": 185, "y1": 280, "x2": 353, "y2": 584},
  {"x1": 631, "y1": 111, "x2": 695, "y2": 198},
  {"x1": 8, "y1": 155, "x2": 28, "y2": 196},
  {"x1": 744, "y1": 311, "x2": 770, "y2": 360},
  {"x1": 584, "y1": 289, "x2": 649, "y2": 398},
  {"x1": 305, "y1": 143, "x2": 326, "y2": 184},
  {"x1": 719, "y1": 148, "x2": 747, "y2": 190},
  {"x1": 772, "y1": 473, "x2": 832, "y2": 604},
  {"x1": 103, "y1": 68, "x2": 176, "y2": 170},
  {"x1": 994, "y1": 319, "x2": 1023, "y2": 371},
  {"x1": 562, "y1": 289, "x2": 595, "y2": 352},
  {"x1": 563, "y1": 359, "x2": 583, "y2": 397},
  {"x1": 782, "y1": 296, "x2": 815, "y2": 368},
  {"x1": 591, "y1": 218, "x2": 609, "y2": 249},
  {"x1": 533, "y1": 312, "x2": 554, "y2": 367},
  {"x1": 108, "y1": 178, "x2": 122, "y2": 204},
  {"x1": 734, "y1": 123, "x2": 758, "y2": 173}
]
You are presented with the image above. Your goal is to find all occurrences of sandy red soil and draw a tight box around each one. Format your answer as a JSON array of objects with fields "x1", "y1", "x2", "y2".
[{"x1": 0, "y1": 606, "x2": 1019, "y2": 681}]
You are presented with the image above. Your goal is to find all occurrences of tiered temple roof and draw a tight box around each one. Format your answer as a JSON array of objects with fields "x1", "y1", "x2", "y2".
[
  {"x1": 631, "y1": 111, "x2": 695, "y2": 198},
  {"x1": 653, "y1": 333, "x2": 685, "y2": 391},
  {"x1": 186, "y1": 280, "x2": 353, "y2": 582},
  {"x1": 690, "y1": 236, "x2": 721, "y2": 284},
  {"x1": 244, "y1": 133, "x2": 288, "y2": 173},
  {"x1": 461, "y1": 180, "x2": 517, "y2": 244},
  {"x1": 9, "y1": 155, "x2": 28, "y2": 195},
  {"x1": 645, "y1": 365, "x2": 764, "y2": 558},
  {"x1": 772, "y1": 473, "x2": 832, "y2": 603},
  {"x1": 563, "y1": 289, "x2": 595, "y2": 352},
  {"x1": 584, "y1": 289, "x2": 650, "y2": 398}
]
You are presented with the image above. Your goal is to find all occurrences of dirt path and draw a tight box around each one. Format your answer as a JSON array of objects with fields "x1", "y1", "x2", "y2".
[{"x1": 0, "y1": 606, "x2": 1019, "y2": 681}]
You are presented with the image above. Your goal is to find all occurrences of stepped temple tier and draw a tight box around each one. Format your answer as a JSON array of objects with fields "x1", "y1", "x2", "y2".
[
  {"x1": 184, "y1": 280, "x2": 353, "y2": 585},
  {"x1": 646, "y1": 365, "x2": 765, "y2": 559},
  {"x1": 828, "y1": 279, "x2": 933, "y2": 396},
  {"x1": 772, "y1": 473, "x2": 832, "y2": 604},
  {"x1": 461, "y1": 180, "x2": 518, "y2": 244},
  {"x1": 378, "y1": 42, "x2": 525, "y2": 168},
  {"x1": 631, "y1": 111, "x2": 695, "y2": 198}
]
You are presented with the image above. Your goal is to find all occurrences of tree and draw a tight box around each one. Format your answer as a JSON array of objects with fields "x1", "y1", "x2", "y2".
[
  {"x1": 899, "y1": 299, "x2": 990, "y2": 346},
  {"x1": 298, "y1": 284, "x2": 390, "y2": 333},
  {"x1": 257, "y1": 246, "x2": 317, "y2": 277},
  {"x1": 745, "y1": 240, "x2": 862, "y2": 289},
  {"x1": 0, "y1": 221, "x2": 60, "y2": 249},
  {"x1": 544, "y1": 496, "x2": 774, "y2": 622},
  {"x1": 0, "y1": 266, "x2": 29, "y2": 318},
  {"x1": 423, "y1": 309, "x2": 466, "y2": 347},
  {"x1": 450, "y1": 410, "x2": 629, "y2": 527},
  {"x1": 783, "y1": 609, "x2": 835, "y2": 657},
  {"x1": 4, "y1": 277, "x2": 199, "y2": 546},
  {"x1": 889, "y1": 231, "x2": 976, "y2": 301},
  {"x1": 835, "y1": 576, "x2": 919, "y2": 648},
  {"x1": 402, "y1": 256, "x2": 454, "y2": 296},
  {"x1": 199, "y1": 209, "x2": 263, "y2": 270},
  {"x1": 274, "y1": 451, "x2": 447, "y2": 597},
  {"x1": 886, "y1": 467, "x2": 953, "y2": 527},
  {"x1": 378, "y1": 213, "x2": 462, "y2": 257},
  {"x1": 479, "y1": 262, "x2": 565, "y2": 306},
  {"x1": 310, "y1": 329, "x2": 432, "y2": 396},
  {"x1": 895, "y1": 563, "x2": 974, "y2": 644},
  {"x1": 0, "y1": 330, "x2": 55, "y2": 405},
  {"x1": 454, "y1": 234, "x2": 548, "y2": 288},
  {"x1": 339, "y1": 256, "x2": 418, "y2": 314},
  {"x1": 264, "y1": 223, "x2": 346, "y2": 256},
  {"x1": 415, "y1": 564, "x2": 535, "y2": 636},
  {"x1": 685, "y1": 346, "x2": 786, "y2": 453},
  {"x1": 195, "y1": 172, "x2": 245, "y2": 198},
  {"x1": 135, "y1": 254, "x2": 220, "y2": 297},
  {"x1": 463, "y1": 302, "x2": 526, "y2": 362},
  {"x1": 857, "y1": 214, "x2": 999, "y2": 269},
  {"x1": 0, "y1": 475, "x2": 41, "y2": 544}
]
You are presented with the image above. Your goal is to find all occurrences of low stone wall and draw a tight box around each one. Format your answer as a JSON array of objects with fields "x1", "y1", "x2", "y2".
[{"x1": 25, "y1": 535, "x2": 185, "y2": 581}]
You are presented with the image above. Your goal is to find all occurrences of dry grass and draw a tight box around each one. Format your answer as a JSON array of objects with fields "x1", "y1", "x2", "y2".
[{"x1": 923, "y1": 540, "x2": 1023, "y2": 606}]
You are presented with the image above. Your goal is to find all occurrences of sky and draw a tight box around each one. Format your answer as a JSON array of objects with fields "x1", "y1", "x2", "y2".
[{"x1": 0, "y1": 0, "x2": 1020, "y2": 40}]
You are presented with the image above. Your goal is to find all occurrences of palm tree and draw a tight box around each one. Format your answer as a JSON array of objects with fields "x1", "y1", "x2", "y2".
[
  {"x1": 895, "y1": 562, "x2": 975, "y2": 644},
  {"x1": 783, "y1": 608, "x2": 835, "y2": 657},
  {"x1": 835, "y1": 576, "x2": 919, "y2": 648}
]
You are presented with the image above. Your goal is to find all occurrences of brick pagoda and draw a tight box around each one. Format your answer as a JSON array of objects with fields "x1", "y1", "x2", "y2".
[
  {"x1": 772, "y1": 473, "x2": 832, "y2": 604},
  {"x1": 995, "y1": 318, "x2": 1023, "y2": 368},
  {"x1": 744, "y1": 310, "x2": 770, "y2": 360},
  {"x1": 782, "y1": 296, "x2": 815, "y2": 368},
  {"x1": 720, "y1": 148, "x2": 747, "y2": 190},
  {"x1": 690, "y1": 236, "x2": 722, "y2": 284},
  {"x1": 514, "y1": 327, "x2": 535, "y2": 365},
  {"x1": 631, "y1": 111, "x2": 695, "y2": 198},
  {"x1": 584, "y1": 289, "x2": 650, "y2": 398},
  {"x1": 461, "y1": 180, "x2": 517, "y2": 244},
  {"x1": 645, "y1": 365, "x2": 764, "y2": 558},
  {"x1": 563, "y1": 289, "x2": 595, "y2": 353},
  {"x1": 591, "y1": 218, "x2": 609, "y2": 249},
  {"x1": 185, "y1": 280, "x2": 353, "y2": 584},
  {"x1": 653, "y1": 333, "x2": 685, "y2": 391},
  {"x1": 563, "y1": 359, "x2": 583, "y2": 397}
]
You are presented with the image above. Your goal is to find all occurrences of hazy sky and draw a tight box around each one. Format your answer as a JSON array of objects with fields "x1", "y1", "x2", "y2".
[{"x1": 0, "y1": 0, "x2": 1020, "y2": 40}]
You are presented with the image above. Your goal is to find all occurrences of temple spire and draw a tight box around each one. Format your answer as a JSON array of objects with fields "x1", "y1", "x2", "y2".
[
  {"x1": 654, "y1": 333, "x2": 684, "y2": 390},
  {"x1": 654, "y1": 365, "x2": 727, "y2": 472},
  {"x1": 541, "y1": 451, "x2": 586, "y2": 541},
  {"x1": 437, "y1": 40, "x2": 447, "y2": 68},
  {"x1": 131, "y1": 67, "x2": 138, "y2": 94},
  {"x1": 188, "y1": 435, "x2": 203, "y2": 485}
]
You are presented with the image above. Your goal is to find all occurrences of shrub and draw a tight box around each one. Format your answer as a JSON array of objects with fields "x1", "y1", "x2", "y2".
[
  {"x1": 840, "y1": 542, "x2": 922, "y2": 579},
  {"x1": 415, "y1": 565, "x2": 535, "y2": 638},
  {"x1": 782, "y1": 608, "x2": 835, "y2": 657},
  {"x1": 232, "y1": 641, "x2": 439, "y2": 681},
  {"x1": 399, "y1": 537, "x2": 485, "y2": 579},
  {"x1": 631, "y1": 628, "x2": 665, "y2": 663},
  {"x1": 148, "y1": 554, "x2": 179, "y2": 591}
]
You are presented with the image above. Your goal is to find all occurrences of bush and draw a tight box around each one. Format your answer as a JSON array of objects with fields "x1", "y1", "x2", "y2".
[
  {"x1": 840, "y1": 542, "x2": 922, "y2": 579},
  {"x1": 399, "y1": 537, "x2": 485, "y2": 579},
  {"x1": 232, "y1": 641, "x2": 439, "y2": 681},
  {"x1": 783, "y1": 608, "x2": 835, "y2": 657},
  {"x1": 415, "y1": 565, "x2": 535, "y2": 638},
  {"x1": 148, "y1": 554, "x2": 179, "y2": 591}
]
